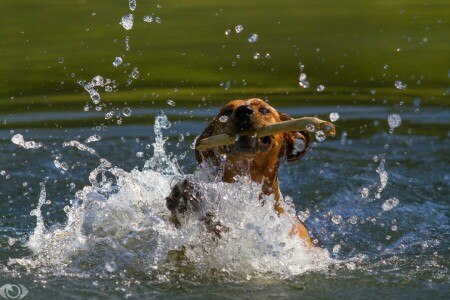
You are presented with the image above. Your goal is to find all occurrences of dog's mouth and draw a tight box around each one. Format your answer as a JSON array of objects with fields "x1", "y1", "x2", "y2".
[{"x1": 224, "y1": 135, "x2": 272, "y2": 155}]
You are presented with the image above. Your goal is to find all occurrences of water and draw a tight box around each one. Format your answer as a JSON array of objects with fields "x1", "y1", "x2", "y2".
[
  {"x1": 1, "y1": 104, "x2": 449, "y2": 298},
  {"x1": 121, "y1": 14, "x2": 134, "y2": 30},
  {"x1": 247, "y1": 33, "x2": 259, "y2": 43}
]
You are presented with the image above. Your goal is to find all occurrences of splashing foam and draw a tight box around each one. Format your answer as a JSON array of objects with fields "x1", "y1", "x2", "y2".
[{"x1": 12, "y1": 112, "x2": 330, "y2": 279}]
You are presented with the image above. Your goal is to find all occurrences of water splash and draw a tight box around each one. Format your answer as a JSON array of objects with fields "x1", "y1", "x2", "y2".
[
  {"x1": 298, "y1": 63, "x2": 310, "y2": 88},
  {"x1": 329, "y1": 112, "x2": 340, "y2": 122},
  {"x1": 128, "y1": 0, "x2": 136, "y2": 11},
  {"x1": 121, "y1": 14, "x2": 134, "y2": 30},
  {"x1": 63, "y1": 140, "x2": 98, "y2": 156},
  {"x1": 374, "y1": 157, "x2": 388, "y2": 199},
  {"x1": 13, "y1": 112, "x2": 330, "y2": 279},
  {"x1": 235, "y1": 25, "x2": 244, "y2": 33},
  {"x1": 113, "y1": 57, "x2": 123, "y2": 67},
  {"x1": 11, "y1": 134, "x2": 43, "y2": 149},
  {"x1": 247, "y1": 33, "x2": 259, "y2": 43},
  {"x1": 143, "y1": 15, "x2": 153, "y2": 23}
]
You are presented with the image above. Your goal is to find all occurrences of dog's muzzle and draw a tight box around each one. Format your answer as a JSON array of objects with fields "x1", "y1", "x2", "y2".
[{"x1": 225, "y1": 134, "x2": 272, "y2": 155}]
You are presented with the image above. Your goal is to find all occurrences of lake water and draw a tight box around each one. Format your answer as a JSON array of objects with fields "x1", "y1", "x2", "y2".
[{"x1": 1, "y1": 0, "x2": 449, "y2": 299}]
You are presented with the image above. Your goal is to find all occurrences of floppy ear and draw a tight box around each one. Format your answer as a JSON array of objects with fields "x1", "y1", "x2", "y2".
[
  {"x1": 194, "y1": 120, "x2": 217, "y2": 164},
  {"x1": 278, "y1": 112, "x2": 310, "y2": 162}
]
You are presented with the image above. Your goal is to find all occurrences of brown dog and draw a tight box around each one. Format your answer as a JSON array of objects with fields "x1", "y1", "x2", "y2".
[{"x1": 166, "y1": 98, "x2": 313, "y2": 246}]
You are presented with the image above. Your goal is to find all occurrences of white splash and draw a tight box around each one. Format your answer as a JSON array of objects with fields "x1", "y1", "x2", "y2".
[
  {"x1": 121, "y1": 14, "x2": 134, "y2": 30},
  {"x1": 375, "y1": 158, "x2": 389, "y2": 199},
  {"x1": 63, "y1": 140, "x2": 98, "y2": 156},
  {"x1": 11, "y1": 134, "x2": 43, "y2": 149},
  {"x1": 13, "y1": 112, "x2": 330, "y2": 279}
]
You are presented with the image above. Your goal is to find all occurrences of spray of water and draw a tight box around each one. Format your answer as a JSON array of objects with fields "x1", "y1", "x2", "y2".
[{"x1": 11, "y1": 112, "x2": 330, "y2": 279}]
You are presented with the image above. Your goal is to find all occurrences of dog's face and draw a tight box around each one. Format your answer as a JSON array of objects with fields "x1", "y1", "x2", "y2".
[{"x1": 195, "y1": 98, "x2": 309, "y2": 167}]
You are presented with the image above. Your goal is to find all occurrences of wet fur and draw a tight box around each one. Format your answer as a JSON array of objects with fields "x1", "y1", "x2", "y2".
[{"x1": 166, "y1": 98, "x2": 313, "y2": 246}]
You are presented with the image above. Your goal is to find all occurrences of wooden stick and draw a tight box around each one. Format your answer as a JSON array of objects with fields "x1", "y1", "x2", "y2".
[{"x1": 196, "y1": 117, "x2": 336, "y2": 151}]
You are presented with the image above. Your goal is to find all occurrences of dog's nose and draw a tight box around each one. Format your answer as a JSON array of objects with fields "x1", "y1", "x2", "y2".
[
  {"x1": 234, "y1": 105, "x2": 254, "y2": 131},
  {"x1": 235, "y1": 105, "x2": 253, "y2": 120}
]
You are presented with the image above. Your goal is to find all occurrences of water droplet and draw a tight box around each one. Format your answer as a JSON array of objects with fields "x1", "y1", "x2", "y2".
[
  {"x1": 332, "y1": 214, "x2": 343, "y2": 224},
  {"x1": 315, "y1": 130, "x2": 326, "y2": 142},
  {"x1": 361, "y1": 187, "x2": 369, "y2": 198},
  {"x1": 11, "y1": 134, "x2": 43, "y2": 149},
  {"x1": 123, "y1": 107, "x2": 132, "y2": 117},
  {"x1": 391, "y1": 225, "x2": 398, "y2": 231},
  {"x1": 253, "y1": 52, "x2": 260, "y2": 60},
  {"x1": 224, "y1": 81, "x2": 231, "y2": 90},
  {"x1": 329, "y1": 112, "x2": 340, "y2": 122},
  {"x1": 332, "y1": 244, "x2": 341, "y2": 254},
  {"x1": 58, "y1": 57, "x2": 64, "y2": 64},
  {"x1": 382, "y1": 197, "x2": 399, "y2": 211},
  {"x1": 383, "y1": 64, "x2": 389, "y2": 69},
  {"x1": 298, "y1": 72, "x2": 310, "y2": 88},
  {"x1": 388, "y1": 114, "x2": 402, "y2": 129},
  {"x1": 124, "y1": 36, "x2": 131, "y2": 51},
  {"x1": 155, "y1": 17, "x2": 162, "y2": 23},
  {"x1": 143, "y1": 15, "x2": 153, "y2": 23},
  {"x1": 219, "y1": 115, "x2": 228, "y2": 123},
  {"x1": 235, "y1": 25, "x2": 244, "y2": 33},
  {"x1": 105, "y1": 86, "x2": 112, "y2": 92},
  {"x1": 89, "y1": 90, "x2": 101, "y2": 104},
  {"x1": 306, "y1": 124, "x2": 315, "y2": 132},
  {"x1": 394, "y1": 80, "x2": 407, "y2": 90},
  {"x1": 136, "y1": 152, "x2": 144, "y2": 158},
  {"x1": 113, "y1": 57, "x2": 123, "y2": 67},
  {"x1": 121, "y1": 14, "x2": 134, "y2": 30},
  {"x1": 128, "y1": 0, "x2": 136, "y2": 11},
  {"x1": 167, "y1": 99, "x2": 175, "y2": 106},
  {"x1": 224, "y1": 29, "x2": 231, "y2": 36},
  {"x1": 131, "y1": 67, "x2": 139, "y2": 79},
  {"x1": 247, "y1": 33, "x2": 259, "y2": 43},
  {"x1": 105, "y1": 111, "x2": 114, "y2": 119},
  {"x1": 11, "y1": 134, "x2": 24, "y2": 146},
  {"x1": 85, "y1": 134, "x2": 101, "y2": 143},
  {"x1": 316, "y1": 85, "x2": 325, "y2": 92},
  {"x1": 92, "y1": 75, "x2": 104, "y2": 87}
]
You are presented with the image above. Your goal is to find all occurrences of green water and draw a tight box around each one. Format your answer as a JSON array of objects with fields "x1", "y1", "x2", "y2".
[{"x1": 1, "y1": 0, "x2": 449, "y2": 113}]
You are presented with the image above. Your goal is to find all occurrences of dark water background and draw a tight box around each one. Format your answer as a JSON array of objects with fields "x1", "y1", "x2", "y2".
[{"x1": 1, "y1": 0, "x2": 449, "y2": 299}]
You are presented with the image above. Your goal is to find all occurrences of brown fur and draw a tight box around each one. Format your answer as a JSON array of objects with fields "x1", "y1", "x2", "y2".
[{"x1": 166, "y1": 98, "x2": 313, "y2": 246}]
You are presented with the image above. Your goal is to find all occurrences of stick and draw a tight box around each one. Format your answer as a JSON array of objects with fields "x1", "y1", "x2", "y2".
[{"x1": 196, "y1": 117, "x2": 336, "y2": 151}]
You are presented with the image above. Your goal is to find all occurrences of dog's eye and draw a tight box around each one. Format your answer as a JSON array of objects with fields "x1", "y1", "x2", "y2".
[{"x1": 259, "y1": 107, "x2": 270, "y2": 115}]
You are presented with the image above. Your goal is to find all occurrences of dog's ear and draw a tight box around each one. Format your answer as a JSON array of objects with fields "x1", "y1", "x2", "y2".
[
  {"x1": 278, "y1": 112, "x2": 310, "y2": 162},
  {"x1": 194, "y1": 120, "x2": 217, "y2": 164}
]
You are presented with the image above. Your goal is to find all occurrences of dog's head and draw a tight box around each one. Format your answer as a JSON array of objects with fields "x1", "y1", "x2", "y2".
[{"x1": 195, "y1": 98, "x2": 310, "y2": 166}]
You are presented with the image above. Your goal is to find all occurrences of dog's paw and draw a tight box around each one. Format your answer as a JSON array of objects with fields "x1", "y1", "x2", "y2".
[
  {"x1": 166, "y1": 178, "x2": 201, "y2": 227},
  {"x1": 199, "y1": 212, "x2": 229, "y2": 240}
]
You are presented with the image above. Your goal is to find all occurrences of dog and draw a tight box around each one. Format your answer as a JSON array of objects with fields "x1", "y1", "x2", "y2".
[{"x1": 166, "y1": 98, "x2": 314, "y2": 247}]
